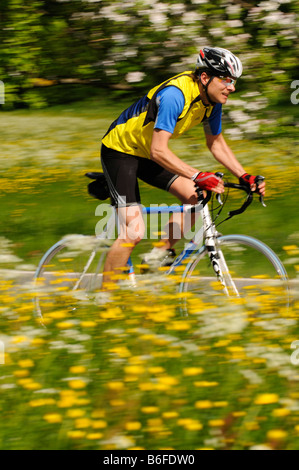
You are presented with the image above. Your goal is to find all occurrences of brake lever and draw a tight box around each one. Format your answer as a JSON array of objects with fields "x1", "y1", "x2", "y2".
[
  {"x1": 255, "y1": 175, "x2": 266, "y2": 207},
  {"x1": 215, "y1": 172, "x2": 224, "y2": 206}
]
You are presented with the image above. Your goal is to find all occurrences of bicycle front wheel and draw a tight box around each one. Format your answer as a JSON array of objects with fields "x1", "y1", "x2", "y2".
[
  {"x1": 34, "y1": 235, "x2": 109, "y2": 317},
  {"x1": 180, "y1": 234, "x2": 289, "y2": 308}
]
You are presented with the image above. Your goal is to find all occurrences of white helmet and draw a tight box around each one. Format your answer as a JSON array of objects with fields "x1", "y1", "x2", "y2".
[{"x1": 195, "y1": 47, "x2": 243, "y2": 79}]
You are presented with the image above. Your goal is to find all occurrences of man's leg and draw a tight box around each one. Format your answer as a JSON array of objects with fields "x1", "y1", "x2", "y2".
[
  {"x1": 102, "y1": 204, "x2": 145, "y2": 289},
  {"x1": 160, "y1": 176, "x2": 199, "y2": 249},
  {"x1": 140, "y1": 177, "x2": 200, "y2": 270}
]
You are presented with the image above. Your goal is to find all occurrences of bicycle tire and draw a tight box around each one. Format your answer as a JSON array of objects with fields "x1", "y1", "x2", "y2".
[
  {"x1": 34, "y1": 235, "x2": 109, "y2": 318},
  {"x1": 179, "y1": 234, "x2": 290, "y2": 309}
]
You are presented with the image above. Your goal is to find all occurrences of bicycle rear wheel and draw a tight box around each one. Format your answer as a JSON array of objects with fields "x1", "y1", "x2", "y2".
[
  {"x1": 34, "y1": 235, "x2": 109, "y2": 318},
  {"x1": 180, "y1": 234, "x2": 290, "y2": 309}
]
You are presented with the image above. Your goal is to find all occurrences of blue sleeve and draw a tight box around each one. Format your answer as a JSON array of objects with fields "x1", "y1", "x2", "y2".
[
  {"x1": 203, "y1": 103, "x2": 222, "y2": 135},
  {"x1": 154, "y1": 86, "x2": 185, "y2": 134}
]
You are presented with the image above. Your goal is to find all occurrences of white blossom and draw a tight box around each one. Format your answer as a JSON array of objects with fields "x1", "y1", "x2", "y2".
[
  {"x1": 126, "y1": 71, "x2": 145, "y2": 83},
  {"x1": 170, "y1": 3, "x2": 186, "y2": 15},
  {"x1": 226, "y1": 4, "x2": 242, "y2": 15},
  {"x1": 226, "y1": 20, "x2": 243, "y2": 28}
]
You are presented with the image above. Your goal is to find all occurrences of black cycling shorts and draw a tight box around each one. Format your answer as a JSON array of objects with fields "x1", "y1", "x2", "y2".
[{"x1": 101, "y1": 144, "x2": 179, "y2": 207}]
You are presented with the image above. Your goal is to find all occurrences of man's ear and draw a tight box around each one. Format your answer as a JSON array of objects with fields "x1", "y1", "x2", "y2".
[{"x1": 200, "y1": 72, "x2": 211, "y2": 86}]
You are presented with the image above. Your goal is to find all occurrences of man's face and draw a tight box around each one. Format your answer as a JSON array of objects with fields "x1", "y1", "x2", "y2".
[{"x1": 201, "y1": 73, "x2": 236, "y2": 104}]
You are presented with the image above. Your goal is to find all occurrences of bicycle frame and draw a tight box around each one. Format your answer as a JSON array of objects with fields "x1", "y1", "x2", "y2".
[{"x1": 97, "y1": 193, "x2": 237, "y2": 294}]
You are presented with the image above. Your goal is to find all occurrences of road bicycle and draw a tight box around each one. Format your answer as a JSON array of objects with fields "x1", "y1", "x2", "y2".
[{"x1": 34, "y1": 172, "x2": 289, "y2": 317}]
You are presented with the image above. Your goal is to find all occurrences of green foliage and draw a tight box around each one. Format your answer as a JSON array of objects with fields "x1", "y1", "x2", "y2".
[{"x1": 0, "y1": 0, "x2": 298, "y2": 134}]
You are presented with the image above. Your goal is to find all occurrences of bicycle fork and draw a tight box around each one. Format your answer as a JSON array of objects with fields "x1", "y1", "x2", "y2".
[{"x1": 201, "y1": 204, "x2": 239, "y2": 296}]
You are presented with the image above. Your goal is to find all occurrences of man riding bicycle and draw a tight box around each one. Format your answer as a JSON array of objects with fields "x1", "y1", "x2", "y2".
[{"x1": 100, "y1": 46, "x2": 266, "y2": 287}]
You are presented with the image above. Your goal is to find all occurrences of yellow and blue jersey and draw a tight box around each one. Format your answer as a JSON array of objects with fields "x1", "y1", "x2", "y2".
[{"x1": 102, "y1": 71, "x2": 222, "y2": 159}]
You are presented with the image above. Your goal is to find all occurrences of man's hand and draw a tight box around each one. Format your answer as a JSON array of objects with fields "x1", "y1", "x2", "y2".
[
  {"x1": 239, "y1": 173, "x2": 266, "y2": 197},
  {"x1": 194, "y1": 172, "x2": 224, "y2": 194}
]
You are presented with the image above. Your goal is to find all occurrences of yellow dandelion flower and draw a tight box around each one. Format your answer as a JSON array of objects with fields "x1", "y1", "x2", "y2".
[
  {"x1": 125, "y1": 422, "x2": 142, "y2": 431},
  {"x1": 107, "y1": 381, "x2": 125, "y2": 391},
  {"x1": 92, "y1": 420, "x2": 107, "y2": 429},
  {"x1": 12, "y1": 336, "x2": 29, "y2": 344},
  {"x1": 177, "y1": 418, "x2": 195, "y2": 426},
  {"x1": 272, "y1": 408, "x2": 291, "y2": 418},
  {"x1": 69, "y1": 366, "x2": 87, "y2": 374},
  {"x1": 100, "y1": 307, "x2": 124, "y2": 319},
  {"x1": 67, "y1": 409, "x2": 86, "y2": 418},
  {"x1": 195, "y1": 400, "x2": 213, "y2": 409},
  {"x1": 57, "y1": 396, "x2": 77, "y2": 408},
  {"x1": 47, "y1": 311, "x2": 68, "y2": 319},
  {"x1": 232, "y1": 411, "x2": 247, "y2": 418},
  {"x1": 194, "y1": 381, "x2": 219, "y2": 388},
  {"x1": 214, "y1": 340, "x2": 231, "y2": 348},
  {"x1": 75, "y1": 418, "x2": 92, "y2": 429},
  {"x1": 267, "y1": 429, "x2": 287, "y2": 441},
  {"x1": 29, "y1": 399, "x2": 56, "y2": 408},
  {"x1": 18, "y1": 359, "x2": 34, "y2": 368},
  {"x1": 23, "y1": 382, "x2": 41, "y2": 391},
  {"x1": 31, "y1": 338, "x2": 45, "y2": 346},
  {"x1": 17, "y1": 378, "x2": 32, "y2": 386},
  {"x1": 254, "y1": 393, "x2": 279, "y2": 405},
  {"x1": 43, "y1": 413, "x2": 62, "y2": 424},
  {"x1": 213, "y1": 402, "x2": 228, "y2": 408},
  {"x1": 227, "y1": 346, "x2": 244, "y2": 352},
  {"x1": 86, "y1": 433, "x2": 103, "y2": 440},
  {"x1": 209, "y1": 419, "x2": 225, "y2": 427},
  {"x1": 57, "y1": 321, "x2": 74, "y2": 329},
  {"x1": 109, "y1": 346, "x2": 131, "y2": 358},
  {"x1": 81, "y1": 321, "x2": 97, "y2": 328},
  {"x1": 283, "y1": 245, "x2": 298, "y2": 251},
  {"x1": 124, "y1": 365, "x2": 145, "y2": 375},
  {"x1": 294, "y1": 425, "x2": 299, "y2": 433},
  {"x1": 183, "y1": 367, "x2": 204, "y2": 376},
  {"x1": 158, "y1": 376, "x2": 179, "y2": 386},
  {"x1": 148, "y1": 367, "x2": 165, "y2": 374},
  {"x1": 13, "y1": 369, "x2": 30, "y2": 378},
  {"x1": 162, "y1": 411, "x2": 179, "y2": 419},
  {"x1": 141, "y1": 406, "x2": 159, "y2": 414},
  {"x1": 68, "y1": 380, "x2": 87, "y2": 390},
  {"x1": 67, "y1": 431, "x2": 86, "y2": 440},
  {"x1": 184, "y1": 421, "x2": 203, "y2": 431},
  {"x1": 167, "y1": 321, "x2": 191, "y2": 331}
]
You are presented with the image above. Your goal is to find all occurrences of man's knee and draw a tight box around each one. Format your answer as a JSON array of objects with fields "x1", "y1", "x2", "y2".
[
  {"x1": 169, "y1": 176, "x2": 198, "y2": 205},
  {"x1": 118, "y1": 205, "x2": 145, "y2": 245},
  {"x1": 180, "y1": 191, "x2": 198, "y2": 205}
]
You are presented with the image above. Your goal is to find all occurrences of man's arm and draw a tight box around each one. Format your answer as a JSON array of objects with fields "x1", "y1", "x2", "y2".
[
  {"x1": 150, "y1": 129, "x2": 199, "y2": 179},
  {"x1": 205, "y1": 132, "x2": 266, "y2": 196},
  {"x1": 205, "y1": 132, "x2": 246, "y2": 177},
  {"x1": 151, "y1": 129, "x2": 225, "y2": 194}
]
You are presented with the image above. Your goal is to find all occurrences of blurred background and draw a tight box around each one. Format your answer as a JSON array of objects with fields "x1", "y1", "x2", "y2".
[{"x1": 1, "y1": 0, "x2": 298, "y2": 121}]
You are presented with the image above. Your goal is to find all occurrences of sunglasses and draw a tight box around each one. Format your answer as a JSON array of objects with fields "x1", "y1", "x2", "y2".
[{"x1": 215, "y1": 76, "x2": 237, "y2": 87}]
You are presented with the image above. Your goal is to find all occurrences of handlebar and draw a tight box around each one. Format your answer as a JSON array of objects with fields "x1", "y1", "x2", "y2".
[{"x1": 195, "y1": 172, "x2": 266, "y2": 220}]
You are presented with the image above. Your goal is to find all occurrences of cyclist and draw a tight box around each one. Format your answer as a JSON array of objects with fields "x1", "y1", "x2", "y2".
[{"x1": 100, "y1": 46, "x2": 266, "y2": 287}]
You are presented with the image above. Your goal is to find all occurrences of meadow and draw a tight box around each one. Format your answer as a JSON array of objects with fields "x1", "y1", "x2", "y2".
[{"x1": 0, "y1": 95, "x2": 299, "y2": 450}]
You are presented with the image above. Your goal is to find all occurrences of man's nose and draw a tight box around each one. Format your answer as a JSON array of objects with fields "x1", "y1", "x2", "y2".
[{"x1": 227, "y1": 83, "x2": 236, "y2": 92}]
